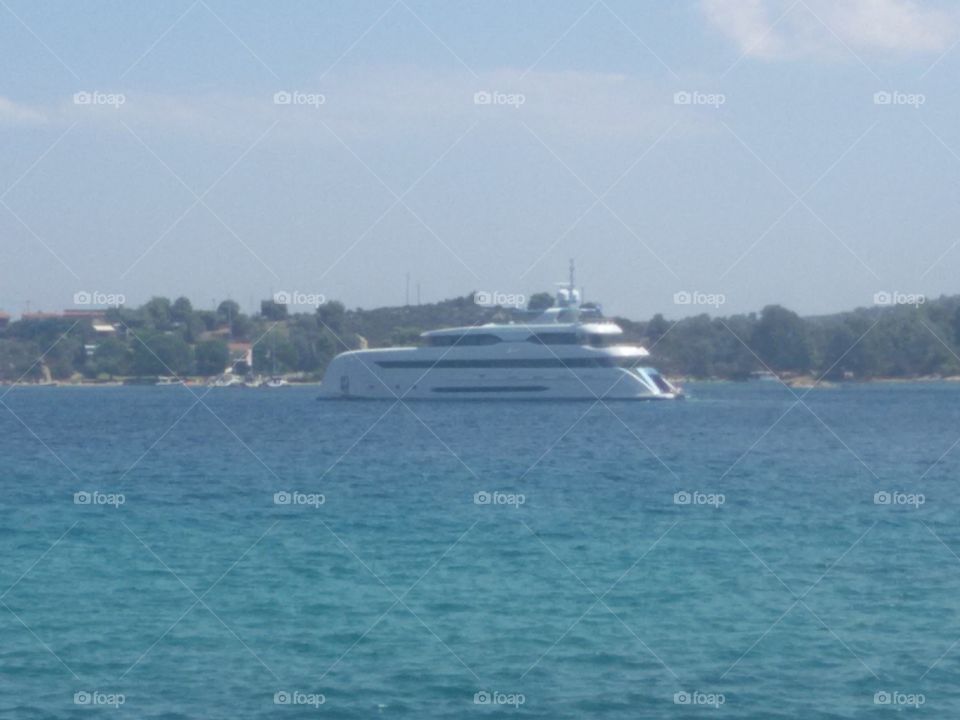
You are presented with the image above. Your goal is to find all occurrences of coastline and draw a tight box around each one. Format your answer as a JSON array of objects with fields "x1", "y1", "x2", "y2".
[
  {"x1": 7, "y1": 376, "x2": 960, "y2": 388},
  {"x1": 0, "y1": 379, "x2": 324, "y2": 388},
  {"x1": 668, "y1": 375, "x2": 960, "y2": 388}
]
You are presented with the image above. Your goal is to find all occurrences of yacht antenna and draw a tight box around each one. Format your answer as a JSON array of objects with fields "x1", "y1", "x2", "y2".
[{"x1": 568, "y1": 258, "x2": 575, "y2": 294}]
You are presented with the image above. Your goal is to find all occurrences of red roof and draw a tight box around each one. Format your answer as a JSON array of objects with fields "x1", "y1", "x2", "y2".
[{"x1": 22, "y1": 312, "x2": 63, "y2": 320}]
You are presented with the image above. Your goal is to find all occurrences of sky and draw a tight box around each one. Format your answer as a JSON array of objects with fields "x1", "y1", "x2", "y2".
[{"x1": 2, "y1": 0, "x2": 960, "y2": 320}]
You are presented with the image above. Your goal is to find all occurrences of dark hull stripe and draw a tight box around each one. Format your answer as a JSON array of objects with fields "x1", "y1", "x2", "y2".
[
  {"x1": 431, "y1": 385, "x2": 549, "y2": 393},
  {"x1": 374, "y1": 358, "x2": 640, "y2": 369}
]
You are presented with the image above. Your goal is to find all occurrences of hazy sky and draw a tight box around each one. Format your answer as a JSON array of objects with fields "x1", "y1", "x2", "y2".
[{"x1": 2, "y1": 0, "x2": 960, "y2": 319}]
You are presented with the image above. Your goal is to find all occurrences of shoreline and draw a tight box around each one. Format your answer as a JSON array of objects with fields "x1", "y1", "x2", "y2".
[
  {"x1": 0, "y1": 379, "x2": 324, "y2": 388},
  {"x1": 6, "y1": 376, "x2": 960, "y2": 388}
]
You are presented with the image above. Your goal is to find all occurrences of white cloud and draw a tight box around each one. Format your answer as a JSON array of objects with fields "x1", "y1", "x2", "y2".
[
  {"x1": 701, "y1": 0, "x2": 785, "y2": 59},
  {"x1": 0, "y1": 96, "x2": 48, "y2": 125},
  {"x1": 830, "y1": 0, "x2": 955, "y2": 52},
  {"x1": 703, "y1": 0, "x2": 958, "y2": 58}
]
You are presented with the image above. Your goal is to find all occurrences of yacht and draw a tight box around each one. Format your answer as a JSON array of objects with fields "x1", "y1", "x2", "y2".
[{"x1": 318, "y1": 266, "x2": 680, "y2": 400}]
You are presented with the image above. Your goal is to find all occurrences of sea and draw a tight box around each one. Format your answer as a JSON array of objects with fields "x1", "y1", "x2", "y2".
[{"x1": 1, "y1": 382, "x2": 958, "y2": 718}]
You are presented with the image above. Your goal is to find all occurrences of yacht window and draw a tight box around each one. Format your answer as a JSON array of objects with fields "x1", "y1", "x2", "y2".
[
  {"x1": 428, "y1": 334, "x2": 502, "y2": 346},
  {"x1": 644, "y1": 369, "x2": 674, "y2": 394},
  {"x1": 587, "y1": 333, "x2": 613, "y2": 347},
  {"x1": 526, "y1": 333, "x2": 580, "y2": 345}
]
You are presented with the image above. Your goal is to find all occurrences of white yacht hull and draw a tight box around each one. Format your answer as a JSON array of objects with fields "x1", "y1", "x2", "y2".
[{"x1": 318, "y1": 348, "x2": 679, "y2": 400}]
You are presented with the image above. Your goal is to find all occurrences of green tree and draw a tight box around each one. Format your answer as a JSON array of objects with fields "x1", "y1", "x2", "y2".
[
  {"x1": 389, "y1": 326, "x2": 422, "y2": 346},
  {"x1": 0, "y1": 339, "x2": 41, "y2": 381},
  {"x1": 171, "y1": 296, "x2": 194, "y2": 322},
  {"x1": 182, "y1": 314, "x2": 206, "y2": 343},
  {"x1": 261, "y1": 299, "x2": 288, "y2": 321},
  {"x1": 132, "y1": 333, "x2": 193, "y2": 376},
  {"x1": 144, "y1": 297, "x2": 173, "y2": 329},
  {"x1": 90, "y1": 337, "x2": 131, "y2": 377},
  {"x1": 527, "y1": 292, "x2": 555, "y2": 311},
  {"x1": 751, "y1": 305, "x2": 811, "y2": 372},
  {"x1": 253, "y1": 329, "x2": 299, "y2": 373},
  {"x1": 46, "y1": 337, "x2": 84, "y2": 379},
  {"x1": 231, "y1": 314, "x2": 253, "y2": 340},
  {"x1": 195, "y1": 340, "x2": 229, "y2": 376},
  {"x1": 951, "y1": 305, "x2": 960, "y2": 346},
  {"x1": 645, "y1": 314, "x2": 670, "y2": 345},
  {"x1": 9, "y1": 317, "x2": 76, "y2": 346},
  {"x1": 316, "y1": 301, "x2": 345, "y2": 335},
  {"x1": 217, "y1": 300, "x2": 240, "y2": 326}
]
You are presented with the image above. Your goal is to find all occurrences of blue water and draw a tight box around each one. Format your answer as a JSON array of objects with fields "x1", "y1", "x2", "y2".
[{"x1": 1, "y1": 382, "x2": 959, "y2": 718}]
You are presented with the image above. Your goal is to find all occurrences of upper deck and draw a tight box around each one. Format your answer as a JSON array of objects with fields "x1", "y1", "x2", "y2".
[{"x1": 419, "y1": 321, "x2": 633, "y2": 350}]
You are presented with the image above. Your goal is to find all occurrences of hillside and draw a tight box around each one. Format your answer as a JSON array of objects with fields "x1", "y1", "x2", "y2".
[{"x1": 2, "y1": 292, "x2": 959, "y2": 383}]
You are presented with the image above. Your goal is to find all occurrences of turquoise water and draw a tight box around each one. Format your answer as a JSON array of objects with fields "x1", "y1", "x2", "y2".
[{"x1": 1, "y1": 383, "x2": 959, "y2": 718}]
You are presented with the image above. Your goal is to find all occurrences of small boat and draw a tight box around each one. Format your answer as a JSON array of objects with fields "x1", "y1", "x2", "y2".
[
  {"x1": 155, "y1": 376, "x2": 184, "y2": 386},
  {"x1": 265, "y1": 376, "x2": 288, "y2": 388},
  {"x1": 209, "y1": 374, "x2": 243, "y2": 388}
]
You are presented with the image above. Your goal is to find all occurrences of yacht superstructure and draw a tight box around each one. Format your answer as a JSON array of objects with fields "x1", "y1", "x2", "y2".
[{"x1": 318, "y1": 265, "x2": 680, "y2": 400}]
